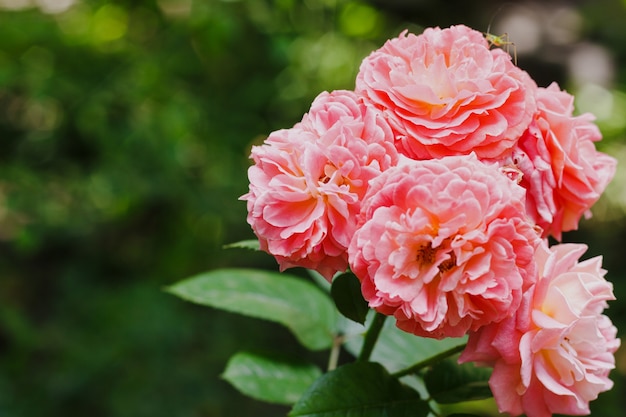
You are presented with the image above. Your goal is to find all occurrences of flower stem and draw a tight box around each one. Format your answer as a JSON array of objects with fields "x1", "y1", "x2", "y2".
[
  {"x1": 327, "y1": 334, "x2": 344, "y2": 371},
  {"x1": 357, "y1": 312, "x2": 387, "y2": 362},
  {"x1": 391, "y1": 343, "x2": 467, "y2": 378}
]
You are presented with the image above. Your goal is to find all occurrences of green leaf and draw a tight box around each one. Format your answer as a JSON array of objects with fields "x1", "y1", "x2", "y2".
[
  {"x1": 289, "y1": 362, "x2": 429, "y2": 417},
  {"x1": 423, "y1": 358, "x2": 492, "y2": 404},
  {"x1": 167, "y1": 268, "x2": 337, "y2": 350},
  {"x1": 344, "y1": 314, "x2": 467, "y2": 373},
  {"x1": 222, "y1": 239, "x2": 260, "y2": 250},
  {"x1": 222, "y1": 351, "x2": 322, "y2": 405},
  {"x1": 330, "y1": 273, "x2": 369, "y2": 324},
  {"x1": 446, "y1": 414, "x2": 485, "y2": 417}
]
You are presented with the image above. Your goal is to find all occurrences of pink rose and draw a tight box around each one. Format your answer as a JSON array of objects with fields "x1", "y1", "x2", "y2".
[
  {"x1": 241, "y1": 90, "x2": 398, "y2": 280},
  {"x1": 355, "y1": 25, "x2": 536, "y2": 160},
  {"x1": 460, "y1": 242, "x2": 620, "y2": 417},
  {"x1": 505, "y1": 83, "x2": 617, "y2": 240},
  {"x1": 348, "y1": 154, "x2": 540, "y2": 339}
]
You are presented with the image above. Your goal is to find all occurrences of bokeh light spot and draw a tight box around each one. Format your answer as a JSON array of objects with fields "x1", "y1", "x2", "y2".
[
  {"x1": 92, "y1": 4, "x2": 128, "y2": 43},
  {"x1": 339, "y1": 1, "x2": 382, "y2": 38}
]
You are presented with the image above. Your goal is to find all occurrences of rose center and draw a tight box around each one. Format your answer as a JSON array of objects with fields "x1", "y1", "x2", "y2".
[
  {"x1": 438, "y1": 252, "x2": 457, "y2": 273},
  {"x1": 415, "y1": 242, "x2": 436, "y2": 264},
  {"x1": 415, "y1": 241, "x2": 456, "y2": 275}
]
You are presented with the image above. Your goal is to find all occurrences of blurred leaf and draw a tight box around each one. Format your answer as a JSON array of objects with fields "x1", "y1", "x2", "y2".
[
  {"x1": 330, "y1": 272, "x2": 369, "y2": 324},
  {"x1": 166, "y1": 268, "x2": 337, "y2": 350},
  {"x1": 223, "y1": 239, "x2": 261, "y2": 250},
  {"x1": 307, "y1": 269, "x2": 331, "y2": 292},
  {"x1": 222, "y1": 351, "x2": 322, "y2": 405},
  {"x1": 289, "y1": 362, "x2": 429, "y2": 417},
  {"x1": 343, "y1": 314, "x2": 467, "y2": 373},
  {"x1": 423, "y1": 359, "x2": 492, "y2": 404}
]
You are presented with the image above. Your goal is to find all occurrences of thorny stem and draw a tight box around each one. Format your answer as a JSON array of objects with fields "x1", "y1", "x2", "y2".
[
  {"x1": 357, "y1": 312, "x2": 387, "y2": 362},
  {"x1": 391, "y1": 343, "x2": 467, "y2": 378}
]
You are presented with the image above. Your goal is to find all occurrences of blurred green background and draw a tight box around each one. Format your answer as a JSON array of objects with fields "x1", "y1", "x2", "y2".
[{"x1": 0, "y1": 0, "x2": 625, "y2": 416}]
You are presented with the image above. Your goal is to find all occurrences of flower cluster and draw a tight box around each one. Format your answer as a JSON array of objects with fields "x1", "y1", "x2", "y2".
[{"x1": 242, "y1": 25, "x2": 619, "y2": 416}]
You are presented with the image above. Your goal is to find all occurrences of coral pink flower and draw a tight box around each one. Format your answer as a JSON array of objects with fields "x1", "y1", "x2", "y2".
[
  {"x1": 355, "y1": 25, "x2": 536, "y2": 160},
  {"x1": 242, "y1": 90, "x2": 398, "y2": 280},
  {"x1": 348, "y1": 154, "x2": 540, "y2": 339},
  {"x1": 460, "y1": 242, "x2": 620, "y2": 417},
  {"x1": 505, "y1": 83, "x2": 617, "y2": 240}
]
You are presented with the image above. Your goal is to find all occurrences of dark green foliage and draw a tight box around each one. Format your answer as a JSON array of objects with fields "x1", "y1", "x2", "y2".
[
  {"x1": 331, "y1": 272, "x2": 369, "y2": 324},
  {"x1": 423, "y1": 359, "x2": 492, "y2": 404},
  {"x1": 289, "y1": 362, "x2": 429, "y2": 417}
]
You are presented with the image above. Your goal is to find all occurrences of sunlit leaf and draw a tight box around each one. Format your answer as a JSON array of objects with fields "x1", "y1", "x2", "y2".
[
  {"x1": 167, "y1": 268, "x2": 337, "y2": 350},
  {"x1": 222, "y1": 351, "x2": 322, "y2": 405}
]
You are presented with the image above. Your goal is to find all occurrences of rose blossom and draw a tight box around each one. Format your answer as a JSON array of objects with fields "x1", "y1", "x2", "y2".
[
  {"x1": 504, "y1": 82, "x2": 617, "y2": 240},
  {"x1": 348, "y1": 154, "x2": 540, "y2": 339},
  {"x1": 460, "y1": 242, "x2": 620, "y2": 417},
  {"x1": 241, "y1": 90, "x2": 398, "y2": 280},
  {"x1": 355, "y1": 25, "x2": 536, "y2": 160}
]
